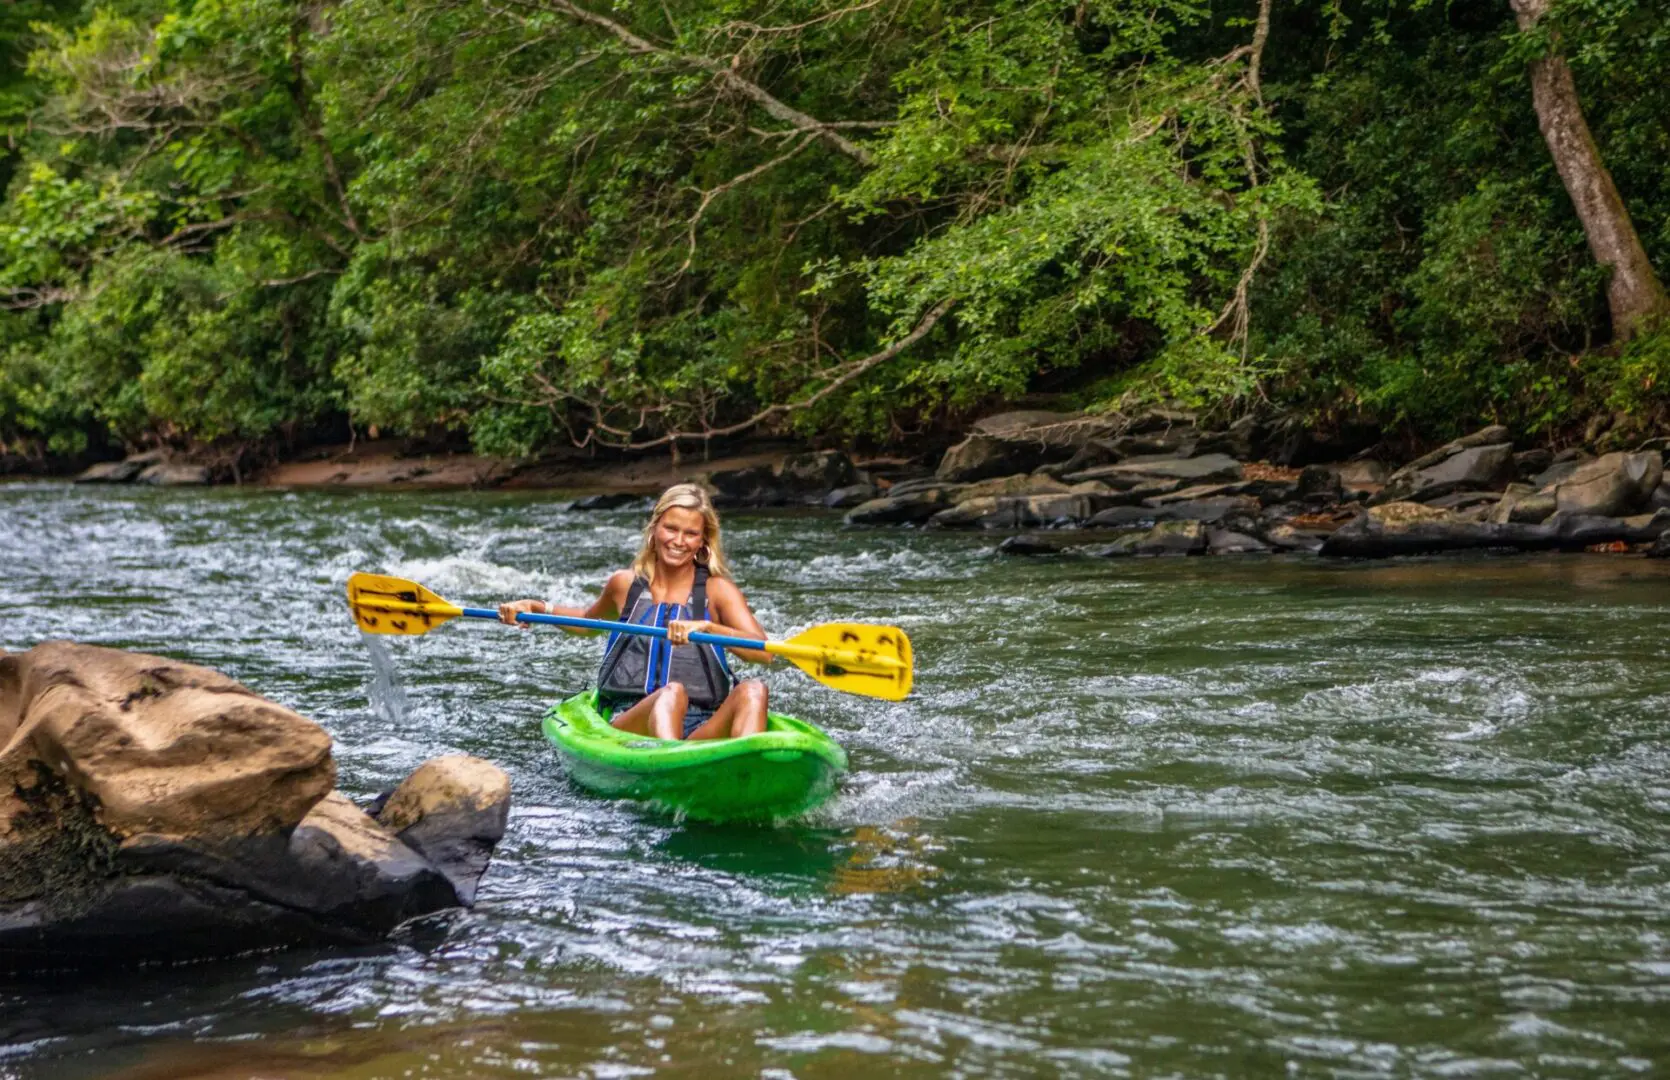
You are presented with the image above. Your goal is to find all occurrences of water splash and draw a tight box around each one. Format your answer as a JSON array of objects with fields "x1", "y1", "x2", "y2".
[{"x1": 359, "y1": 630, "x2": 409, "y2": 726}]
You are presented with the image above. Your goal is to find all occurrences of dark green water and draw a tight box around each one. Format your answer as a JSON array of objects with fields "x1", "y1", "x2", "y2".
[{"x1": 2, "y1": 483, "x2": 1669, "y2": 1078}]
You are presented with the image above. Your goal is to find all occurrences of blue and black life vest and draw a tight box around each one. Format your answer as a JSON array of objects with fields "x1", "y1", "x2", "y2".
[{"x1": 596, "y1": 566, "x2": 734, "y2": 710}]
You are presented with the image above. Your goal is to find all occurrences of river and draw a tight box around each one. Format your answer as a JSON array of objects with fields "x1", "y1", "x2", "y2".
[{"x1": 2, "y1": 483, "x2": 1668, "y2": 1077}]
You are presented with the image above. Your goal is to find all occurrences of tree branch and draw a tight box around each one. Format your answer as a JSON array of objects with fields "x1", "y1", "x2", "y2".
[
  {"x1": 522, "y1": 0, "x2": 874, "y2": 166},
  {"x1": 599, "y1": 297, "x2": 956, "y2": 450}
]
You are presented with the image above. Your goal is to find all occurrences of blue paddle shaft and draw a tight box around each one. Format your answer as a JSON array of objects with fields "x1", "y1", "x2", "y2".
[{"x1": 457, "y1": 606, "x2": 766, "y2": 652}]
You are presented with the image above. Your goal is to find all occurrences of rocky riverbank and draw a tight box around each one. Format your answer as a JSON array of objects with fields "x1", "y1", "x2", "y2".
[
  {"x1": 689, "y1": 411, "x2": 1670, "y2": 561},
  {"x1": 0, "y1": 642, "x2": 510, "y2": 970},
  {"x1": 54, "y1": 409, "x2": 1670, "y2": 560}
]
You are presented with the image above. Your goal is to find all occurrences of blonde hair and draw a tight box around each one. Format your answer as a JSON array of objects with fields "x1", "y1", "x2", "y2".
[{"x1": 632, "y1": 483, "x2": 732, "y2": 584}]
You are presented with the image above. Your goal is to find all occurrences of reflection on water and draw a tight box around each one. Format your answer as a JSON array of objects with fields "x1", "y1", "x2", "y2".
[
  {"x1": 2, "y1": 483, "x2": 1669, "y2": 1076},
  {"x1": 830, "y1": 823, "x2": 942, "y2": 896}
]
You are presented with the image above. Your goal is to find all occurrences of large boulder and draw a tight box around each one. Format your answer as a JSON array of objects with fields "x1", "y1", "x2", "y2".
[
  {"x1": 1371, "y1": 433, "x2": 1514, "y2": 505},
  {"x1": 939, "y1": 411, "x2": 1123, "y2": 482},
  {"x1": 935, "y1": 435, "x2": 1051, "y2": 483},
  {"x1": 0, "y1": 643, "x2": 510, "y2": 970},
  {"x1": 376, "y1": 756, "x2": 511, "y2": 906},
  {"x1": 1550, "y1": 451, "x2": 1663, "y2": 518},
  {"x1": 0, "y1": 643, "x2": 336, "y2": 842}
]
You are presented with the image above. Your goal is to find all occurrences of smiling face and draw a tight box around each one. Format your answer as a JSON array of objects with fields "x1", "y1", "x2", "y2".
[{"x1": 653, "y1": 506, "x2": 708, "y2": 570}]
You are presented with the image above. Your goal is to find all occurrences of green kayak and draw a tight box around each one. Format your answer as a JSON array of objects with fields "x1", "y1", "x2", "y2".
[{"x1": 541, "y1": 690, "x2": 848, "y2": 822}]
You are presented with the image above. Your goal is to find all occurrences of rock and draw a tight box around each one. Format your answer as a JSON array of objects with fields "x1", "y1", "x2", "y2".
[
  {"x1": 1532, "y1": 455, "x2": 1588, "y2": 489},
  {"x1": 1130, "y1": 520, "x2": 1208, "y2": 556},
  {"x1": 1551, "y1": 451, "x2": 1663, "y2": 518},
  {"x1": 1137, "y1": 495, "x2": 1262, "y2": 523},
  {"x1": 375, "y1": 756, "x2": 510, "y2": 907},
  {"x1": 1064, "y1": 453, "x2": 1243, "y2": 487},
  {"x1": 1488, "y1": 485, "x2": 1557, "y2": 525},
  {"x1": 776, "y1": 450, "x2": 857, "y2": 493},
  {"x1": 1123, "y1": 408, "x2": 1196, "y2": 435},
  {"x1": 1649, "y1": 531, "x2": 1670, "y2": 558},
  {"x1": 928, "y1": 493, "x2": 1100, "y2": 530},
  {"x1": 1110, "y1": 432, "x2": 1195, "y2": 458},
  {"x1": 137, "y1": 464, "x2": 212, "y2": 486},
  {"x1": 1043, "y1": 440, "x2": 1121, "y2": 478},
  {"x1": 1513, "y1": 449, "x2": 1553, "y2": 480},
  {"x1": 569, "y1": 493, "x2": 642, "y2": 511},
  {"x1": 1320, "y1": 502, "x2": 1670, "y2": 558},
  {"x1": 1425, "y1": 490, "x2": 1503, "y2": 512},
  {"x1": 1145, "y1": 482, "x2": 1248, "y2": 505},
  {"x1": 1262, "y1": 523, "x2": 1329, "y2": 553},
  {"x1": 1093, "y1": 519, "x2": 1209, "y2": 556},
  {"x1": 935, "y1": 436, "x2": 1049, "y2": 483},
  {"x1": 997, "y1": 534, "x2": 1063, "y2": 556},
  {"x1": 824, "y1": 483, "x2": 879, "y2": 509},
  {"x1": 1651, "y1": 480, "x2": 1670, "y2": 513},
  {"x1": 1331, "y1": 460, "x2": 1389, "y2": 491},
  {"x1": 846, "y1": 490, "x2": 959, "y2": 526},
  {"x1": 969, "y1": 410, "x2": 1086, "y2": 440},
  {"x1": 1207, "y1": 528, "x2": 1272, "y2": 555},
  {"x1": 0, "y1": 644, "x2": 508, "y2": 970},
  {"x1": 74, "y1": 461, "x2": 145, "y2": 484},
  {"x1": 956, "y1": 473, "x2": 1071, "y2": 501},
  {"x1": 1373, "y1": 442, "x2": 1514, "y2": 505},
  {"x1": 1295, "y1": 465, "x2": 1343, "y2": 503},
  {"x1": 0, "y1": 643, "x2": 335, "y2": 841},
  {"x1": 697, "y1": 464, "x2": 781, "y2": 507}
]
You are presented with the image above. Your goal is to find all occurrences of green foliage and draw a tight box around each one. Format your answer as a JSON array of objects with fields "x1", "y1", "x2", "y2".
[{"x1": 0, "y1": 0, "x2": 1665, "y2": 458}]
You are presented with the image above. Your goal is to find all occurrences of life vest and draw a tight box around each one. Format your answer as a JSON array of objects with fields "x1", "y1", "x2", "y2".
[{"x1": 596, "y1": 566, "x2": 734, "y2": 710}]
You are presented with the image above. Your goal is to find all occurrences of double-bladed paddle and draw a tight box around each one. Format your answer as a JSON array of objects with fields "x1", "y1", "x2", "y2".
[{"x1": 345, "y1": 572, "x2": 912, "y2": 702}]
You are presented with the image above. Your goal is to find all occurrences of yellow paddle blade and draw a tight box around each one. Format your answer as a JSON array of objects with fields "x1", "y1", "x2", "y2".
[
  {"x1": 346, "y1": 572, "x2": 464, "y2": 635},
  {"x1": 767, "y1": 623, "x2": 913, "y2": 702}
]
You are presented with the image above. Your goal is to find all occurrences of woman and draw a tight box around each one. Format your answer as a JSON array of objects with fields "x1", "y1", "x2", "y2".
[{"x1": 498, "y1": 483, "x2": 773, "y2": 740}]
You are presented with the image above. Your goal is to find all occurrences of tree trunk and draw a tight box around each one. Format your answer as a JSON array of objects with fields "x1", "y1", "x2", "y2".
[{"x1": 1510, "y1": 0, "x2": 1668, "y2": 341}]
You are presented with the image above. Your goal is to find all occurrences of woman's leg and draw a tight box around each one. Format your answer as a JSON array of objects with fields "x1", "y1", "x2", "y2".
[
  {"x1": 608, "y1": 682, "x2": 689, "y2": 740},
  {"x1": 686, "y1": 680, "x2": 769, "y2": 741}
]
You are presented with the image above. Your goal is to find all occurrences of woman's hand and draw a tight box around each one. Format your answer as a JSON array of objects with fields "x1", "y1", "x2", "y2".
[
  {"x1": 667, "y1": 619, "x2": 715, "y2": 645},
  {"x1": 498, "y1": 599, "x2": 547, "y2": 628}
]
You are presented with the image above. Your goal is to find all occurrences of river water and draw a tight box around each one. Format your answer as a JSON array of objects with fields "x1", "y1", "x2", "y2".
[{"x1": 2, "y1": 483, "x2": 1668, "y2": 1078}]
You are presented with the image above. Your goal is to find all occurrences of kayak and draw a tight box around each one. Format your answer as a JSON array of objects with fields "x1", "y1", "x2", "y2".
[{"x1": 541, "y1": 690, "x2": 848, "y2": 822}]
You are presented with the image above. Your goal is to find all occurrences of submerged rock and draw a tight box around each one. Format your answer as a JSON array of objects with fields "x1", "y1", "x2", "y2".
[
  {"x1": 1097, "y1": 520, "x2": 1208, "y2": 557},
  {"x1": 996, "y1": 534, "x2": 1063, "y2": 556},
  {"x1": 0, "y1": 643, "x2": 510, "y2": 970}
]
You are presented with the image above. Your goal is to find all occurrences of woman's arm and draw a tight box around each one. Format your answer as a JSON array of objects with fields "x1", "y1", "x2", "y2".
[
  {"x1": 666, "y1": 578, "x2": 774, "y2": 664},
  {"x1": 498, "y1": 570, "x2": 632, "y2": 634}
]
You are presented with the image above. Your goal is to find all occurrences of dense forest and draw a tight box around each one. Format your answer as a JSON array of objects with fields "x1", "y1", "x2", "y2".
[{"x1": 0, "y1": 0, "x2": 1665, "y2": 466}]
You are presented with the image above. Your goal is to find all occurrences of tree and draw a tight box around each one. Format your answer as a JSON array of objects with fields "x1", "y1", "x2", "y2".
[{"x1": 1509, "y1": 0, "x2": 1667, "y2": 340}]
